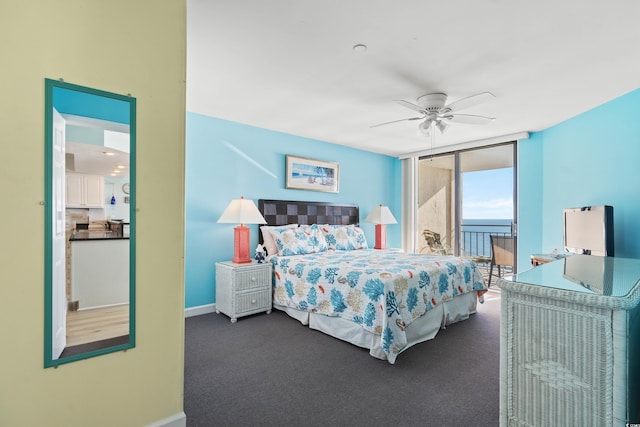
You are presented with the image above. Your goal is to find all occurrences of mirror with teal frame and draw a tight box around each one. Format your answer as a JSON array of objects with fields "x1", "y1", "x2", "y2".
[{"x1": 44, "y1": 79, "x2": 136, "y2": 367}]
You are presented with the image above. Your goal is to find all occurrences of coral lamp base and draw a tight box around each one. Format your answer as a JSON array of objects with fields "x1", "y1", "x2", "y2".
[
  {"x1": 373, "y1": 224, "x2": 387, "y2": 250},
  {"x1": 232, "y1": 225, "x2": 252, "y2": 264}
]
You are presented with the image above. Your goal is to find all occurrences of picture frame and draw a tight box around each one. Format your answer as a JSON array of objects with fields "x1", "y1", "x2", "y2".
[{"x1": 285, "y1": 155, "x2": 340, "y2": 193}]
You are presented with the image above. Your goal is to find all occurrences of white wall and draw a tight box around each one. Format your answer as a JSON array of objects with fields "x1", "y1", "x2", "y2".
[{"x1": 104, "y1": 176, "x2": 131, "y2": 221}]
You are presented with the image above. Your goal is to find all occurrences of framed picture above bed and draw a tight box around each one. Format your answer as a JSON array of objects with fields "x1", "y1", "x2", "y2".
[{"x1": 285, "y1": 155, "x2": 339, "y2": 193}]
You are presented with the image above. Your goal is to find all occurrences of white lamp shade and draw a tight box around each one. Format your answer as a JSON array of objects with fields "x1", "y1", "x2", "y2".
[
  {"x1": 364, "y1": 204, "x2": 397, "y2": 225},
  {"x1": 217, "y1": 197, "x2": 267, "y2": 225}
]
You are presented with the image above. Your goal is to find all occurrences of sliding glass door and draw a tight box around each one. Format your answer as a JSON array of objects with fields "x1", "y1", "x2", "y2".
[
  {"x1": 459, "y1": 144, "x2": 516, "y2": 266},
  {"x1": 416, "y1": 142, "x2": 517, "y2": 271},
  {"x1": 416, "y1": 154, "x2": 457, "y2": 255}
]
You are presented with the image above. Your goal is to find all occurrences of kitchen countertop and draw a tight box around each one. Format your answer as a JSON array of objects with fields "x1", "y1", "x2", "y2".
[{"x1": 69, "y1": 231, "x2": 130, "y2": 241}]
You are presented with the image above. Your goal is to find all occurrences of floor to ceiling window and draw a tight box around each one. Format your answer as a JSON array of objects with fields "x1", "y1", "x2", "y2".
[
  {"x1": 415, "y1": 142, "x2": 517, "y2": 272},
  {"x1": 416, "y1": 154, "x2": 457, "y2": 255}
]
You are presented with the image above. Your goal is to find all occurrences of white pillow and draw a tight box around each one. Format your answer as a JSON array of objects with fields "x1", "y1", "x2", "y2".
[{"x1": 260, "y1": 224, "x2": 298, "y2": 256}]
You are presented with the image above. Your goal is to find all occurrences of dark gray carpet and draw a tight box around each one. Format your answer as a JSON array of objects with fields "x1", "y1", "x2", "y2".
[
  {"x1": 184, "y1": 290, "x2": 501, "y2": 427},
  {"x1": 60, "y1": 334, "x2": 129, "y2": 358}
]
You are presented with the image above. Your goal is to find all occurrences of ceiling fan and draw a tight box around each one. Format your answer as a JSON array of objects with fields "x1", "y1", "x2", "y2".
[{"x1": 371, "y1": 92, "x2": 496, "y2": 136}]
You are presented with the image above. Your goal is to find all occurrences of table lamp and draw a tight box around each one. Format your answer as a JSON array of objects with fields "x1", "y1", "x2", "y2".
[
  {"x1": 217, "y1": 196, "x2": 267, "y2": 263},
  {"x1": 365, "y1": 204, "x2": 397, "y2": 250}
]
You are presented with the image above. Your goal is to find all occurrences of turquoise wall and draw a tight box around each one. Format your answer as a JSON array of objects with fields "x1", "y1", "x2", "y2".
[
  {"x1": 518, "y1": 88, "x2": 640, "y2": 268},
  {"x1": 516, "y1": 132, "x2": 543, "y2": 272},
  {"x1": 53, "y1": 86, "x2": 130, "y2": 124},
  {"x1": 185, "y1": 113, "x2": 402, "y2": 309}
]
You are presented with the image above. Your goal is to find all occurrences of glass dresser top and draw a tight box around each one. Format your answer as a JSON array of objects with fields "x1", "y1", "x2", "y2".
[{"x1": 505, "y1": 254, "x2": 640, "y2": 297}]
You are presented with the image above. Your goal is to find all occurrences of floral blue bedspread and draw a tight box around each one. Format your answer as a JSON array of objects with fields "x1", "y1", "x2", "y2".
[{"x1": 270, "y1": 249, "x2": 486, "y2": 363}]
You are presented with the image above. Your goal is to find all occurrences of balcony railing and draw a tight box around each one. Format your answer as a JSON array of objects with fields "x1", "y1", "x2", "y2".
[
  {"x1": 461, "y1": 222, "x2": 514, "y2": 260},
  {"x1": 419, "y1": 222, "x2": 514, "y2": 261},
  {"x1": 461, "y1": 223, "x2": 515, "y2": 282}
]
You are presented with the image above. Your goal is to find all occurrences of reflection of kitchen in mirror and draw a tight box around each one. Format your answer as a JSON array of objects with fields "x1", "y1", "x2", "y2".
[{"x1": 54, "y1": 86, "x2": 131, "y2": 358}]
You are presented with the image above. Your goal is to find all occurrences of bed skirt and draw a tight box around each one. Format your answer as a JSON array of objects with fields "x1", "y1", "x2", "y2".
[{"x1": 273, "y1": 291, "x2": 479, "y2": 361}]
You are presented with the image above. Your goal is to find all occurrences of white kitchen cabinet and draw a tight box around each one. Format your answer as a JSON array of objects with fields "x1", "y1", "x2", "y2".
[
  {"x1": 66, "y1": 173, "x2": 104, "y2": 208},
  {"x1": 70, "y1": 238, "x2": 129, "y2": 309}
]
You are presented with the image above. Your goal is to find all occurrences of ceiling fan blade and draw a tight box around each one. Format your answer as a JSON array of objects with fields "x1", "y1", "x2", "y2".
[
  {"x1": 445, "y1": 92, "x2": 495, "y2": 113},
  {"x1": 443, "y1": 114, "x2": 495, "y2": 125},
  {"x1": 394, "y1": 99, "x2": 427, "y2": 114},
  {"x1": 370, "y1": 116, "x2": 423, "y2": 128}
]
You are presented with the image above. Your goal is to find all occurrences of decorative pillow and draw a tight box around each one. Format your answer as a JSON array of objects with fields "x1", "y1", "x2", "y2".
[
  {"x1": 320, "y1": 225, "x2": 368, "y2": 250},
  {"x1": 271, "y1": 224, "x2": 328, "y2": 256},
  {"x1": 260, "y1": 224, "x2": 298, "y2": 256}
]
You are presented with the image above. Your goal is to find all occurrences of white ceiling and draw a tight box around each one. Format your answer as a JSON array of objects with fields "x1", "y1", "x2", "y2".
[
  {"x1": 63, "y1": 115, "x2": 130, "y2": 176},
  {"x1": 187, "y1": 0, "x2": 640, "y2": 158}
]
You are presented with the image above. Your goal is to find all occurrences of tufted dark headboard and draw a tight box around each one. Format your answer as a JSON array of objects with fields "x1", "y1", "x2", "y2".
[{"x1": 258, "y1": 199, "x2": 359, "y2": 243}]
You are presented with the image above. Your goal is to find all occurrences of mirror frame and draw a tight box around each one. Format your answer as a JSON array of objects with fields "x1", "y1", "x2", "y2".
[{"x1": 44, "y1": 78, "x2": 136, "y2": 367}]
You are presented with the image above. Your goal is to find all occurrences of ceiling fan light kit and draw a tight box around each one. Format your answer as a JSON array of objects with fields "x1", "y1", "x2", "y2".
[{"x1": 418, "y1": 120, "x2": 432, "y2": 136}]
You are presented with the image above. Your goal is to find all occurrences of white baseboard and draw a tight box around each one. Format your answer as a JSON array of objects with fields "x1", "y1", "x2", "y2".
[
  {"x1": 184, "y1": 303, "x2": 216, "y2": 318},
  {"x1": 146, "y1": 412, "x2": 186, "y2": 427}
]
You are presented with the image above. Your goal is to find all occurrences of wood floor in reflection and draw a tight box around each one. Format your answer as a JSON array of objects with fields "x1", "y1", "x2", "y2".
[{"x1": 66, "y1": 304, "x2": 129, "y2": 347}]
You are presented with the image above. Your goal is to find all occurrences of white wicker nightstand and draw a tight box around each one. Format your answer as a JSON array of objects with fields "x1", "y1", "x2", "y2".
[
  {"x1": 215, "y1": 261, "x2": 272, "y2": 323},
  {"x1": 498, "y1": 254, "x2": 640, "y2": 426}
]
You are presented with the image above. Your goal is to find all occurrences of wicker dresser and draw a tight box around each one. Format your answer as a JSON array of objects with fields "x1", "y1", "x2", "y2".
[
  {"x1": 215, "y1": 261, "x2": 272, "y2": 323},
  {"x1": 498, "y1": 254, "x2": 640, "y2": 426}
]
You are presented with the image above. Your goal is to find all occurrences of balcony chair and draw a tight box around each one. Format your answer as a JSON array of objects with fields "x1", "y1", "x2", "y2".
[
  {"x1": 421, "y1": 229, "x2": 452, "y2": 255},
  {"x1": 488, "y1": 235, "x2": 514, "y2": 286}
]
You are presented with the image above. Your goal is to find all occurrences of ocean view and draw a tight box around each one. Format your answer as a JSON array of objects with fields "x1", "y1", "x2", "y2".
[{"x1": 461, "y1": 218, "x2": 513, "y2": 257}]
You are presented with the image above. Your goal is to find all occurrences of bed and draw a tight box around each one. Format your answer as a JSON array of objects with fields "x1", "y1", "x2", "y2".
[{"x1": 258, "y1": 199, "x2": 487, "y2": 364}]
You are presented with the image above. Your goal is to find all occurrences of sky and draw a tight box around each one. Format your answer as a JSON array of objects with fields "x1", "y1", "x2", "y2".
[{"x1": 462, "y1": 167, "x2": 513, "y2": 220}]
